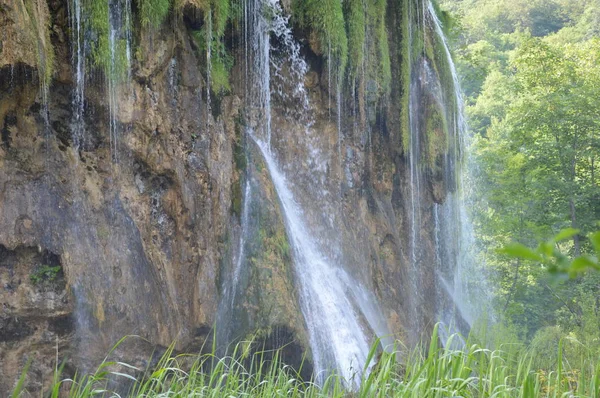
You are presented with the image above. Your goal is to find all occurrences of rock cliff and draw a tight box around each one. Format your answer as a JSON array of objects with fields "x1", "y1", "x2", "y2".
[{"x1": 0, "y1": 0, "x2": 460, "y2": 392}]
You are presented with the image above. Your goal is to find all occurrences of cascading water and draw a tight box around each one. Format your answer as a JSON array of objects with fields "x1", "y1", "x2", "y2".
[
  {"x1": 406, "y1": 0, "x2": 428, "y2": 339},
  {"x1": 405, "y1": 1, "x2": 491, "y2": 340},
  {"x1": 253, "y1": 137, "x2": 384, "y2": 387},
  {"x1": 428, "y1": 1, "x2": 492, "y2": 337},
  {"x1": 108, "y1": 0, "x2": 133, "y2": 164},
  {"x1": 219, "y1": 0, "x2": 391, "y2": 387},
  {"x1": 228, "y1": 177, "x2": 252, "y2": 307},
  {"x1": 68, "y1": 0, "x2": 86, "y2": 150}
]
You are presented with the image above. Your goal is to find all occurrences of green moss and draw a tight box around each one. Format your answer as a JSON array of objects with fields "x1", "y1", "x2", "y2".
[
  {"x1": 375, "y1": 0, "x2": 391, "y2": 94},
  {"x1": 430, "y1": 0, "x2": 455, "y2": 37},
  {"x1": 23, "y1": 0, "x2": 55, "y2": 90},
  {"x1": 232, "y1": 181, "x2": 242, "y2": 216},
  {"x1": 30, "y1": 265, "x2": 61, "y2": 285},
  {"x1": 425, "y1": 106, "x2": 449, "y2": 169},
  {"x1": 192, "y1": 22, "x2": 234, "y2": 95},
  {"x1": 253, "y1": 225, "x2": 290, "y2": 266},
  {"x1": 400, "y1": 0, "x2": 411, "y2": 153},
  {"x1": 84, "y1": 0, "x2": 128, "y2": 81},
  {"x1": 86, "y1": 0, "x2": 109, "y2": 66},
  {"x1": 233, "y1": 120, "x2": 247, "y2": 172},
  {"x1": 211, "y1": 0, "x2": 230, "y2": 37},
  {"x1": 344, "y1": 0, "x2": 365, "y2": 80},
  {"x1": 293, "y1": 0, "x2": 348, "y2": 83},
  {"x1": 188, "y1": 0, "x2": 234, "y2": 95},
  {"x1": 137, "y1": 0, "x2": 172, "y2": 28},
  {"x1": 210, "y1": 52, "x2": 232, "y2": 93}
]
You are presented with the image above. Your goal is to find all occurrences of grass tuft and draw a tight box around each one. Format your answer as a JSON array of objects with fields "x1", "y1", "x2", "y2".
[{"x1": 12, "y1": 325, "x2": 600, "y2": 397}]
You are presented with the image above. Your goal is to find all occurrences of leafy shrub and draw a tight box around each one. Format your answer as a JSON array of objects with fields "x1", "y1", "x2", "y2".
[{"x1": 30, "y1": 265, "x2": 62, "y2": 285}]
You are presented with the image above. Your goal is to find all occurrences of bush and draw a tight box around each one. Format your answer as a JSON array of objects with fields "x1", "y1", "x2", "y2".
[{"x1": 29, "y1": 265, "x2": 62, "y2": 285}]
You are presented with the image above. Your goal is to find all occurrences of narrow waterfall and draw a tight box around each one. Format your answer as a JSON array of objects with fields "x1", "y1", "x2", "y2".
[
  {"x1": 404, "y1": 1, "x2": 491, "y2": 339},
  {"x1": 230, "y1": 0, "x2": 390, "y2": 386},
  {"x1": 253, "y1": 138, "x2": 372, "y2": 386},
  {"x1": 69, "y1": 0, "x2": 85, "y2": 150},
  {"x1": 428, "y1": 1, "x2": 493, "y2": 336},
  {"x1": 108, "y1": 0, "x2": 132, "y2": 164},
  {"x1": 406, "y1": 0, "x2": 426, "y2": 337}
]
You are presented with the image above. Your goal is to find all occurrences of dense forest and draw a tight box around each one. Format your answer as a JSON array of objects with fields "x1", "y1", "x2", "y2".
[{"x1": 441, "y1": 0, "x2": 600, "y2": 362}]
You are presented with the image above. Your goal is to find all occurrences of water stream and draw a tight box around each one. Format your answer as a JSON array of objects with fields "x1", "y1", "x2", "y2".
[
  {"x1": 69, "y1": 0, "x2": 85, "y2": 150},
  {"x1": 229, "y1": 0, "x2": 390, "y2": 386},
  {"x1": 252, "y1": 135, "x2": 380, "y2": 387}
]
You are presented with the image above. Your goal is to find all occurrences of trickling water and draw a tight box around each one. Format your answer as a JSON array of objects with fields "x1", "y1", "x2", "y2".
[
  {"x1": 405, "y1": 1, "x2": 491, "y2": 339},
  {"x1": 206, "y1": 11, "x2": 212, "y2": 119},
  {"x1": 230, "y1": 177, "x2": 252, "y2": 306},
  {"x1": 69, "y1": 0, "x2": 85, "y2": 150},
  {"x1": 402, "y1": 0, "x2": 491, "y2": 342},
  {"x1": 427, "y1": 1, "x2": 484, "y2": 333},
  {"x1": 252, "y1": 136, "x2": 376, "y2": 387},
  {"x1": 223, "y1": 0, "x2": 390, "y2": 387},
  {"x1": 406, "y1": 0, "x2": 426, "y2": 337},
  {"x1": 107, "y1": 0, "x2": 133, "y2": 165}
]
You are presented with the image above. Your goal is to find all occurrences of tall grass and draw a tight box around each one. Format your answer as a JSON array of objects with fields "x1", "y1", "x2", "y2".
[{"x1": 13, "y1": 324, "x2": 600, "y2": 397}]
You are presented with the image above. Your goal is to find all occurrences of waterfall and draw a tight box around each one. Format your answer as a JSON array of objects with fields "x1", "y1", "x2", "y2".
[
  {"x1": 108, "y1": 0, "x2": 133, "y2": 165},
  {"x1": 405, "y1": 1, "x2": 491, "y2": 339},
  {"x1": 406, "y1": 0, "x2": 426, "y2": 337},
  {"x1": 427, "y1": 1, "x2": 486, "y2": 335},
  {"x1": 229, "y1": 0, "x2": 390, "y2": 387},
  {"x1": 253, "y1": 137, "x2": 372, "y2": 386},
  {"x1": 230, "y1": 177, "x2": 252, "y2": 306},
  {"x1": 69, "y1": 0, "x2": 86, "y2": 150},
  {"x1": 50, "y1": 0, "x2": 486, "y2": 387}
]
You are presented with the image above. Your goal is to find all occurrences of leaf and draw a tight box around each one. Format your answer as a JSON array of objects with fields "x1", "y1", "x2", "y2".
[
  {"x1": 11, "y1": 358, "x2": 32, "y2": 398},
  {"x1": 553, "y1": 228, "x2": 580, "y2": 242},
  {"x1": 590, "y1": 232, "x2": 600, "y2": 255},
  {"x1": 538, "y1": 242, "x2": 554, "y2": 257},
  {"x1": 569, "y1": 256, "x2": 599, "y2": 273},
  {"x1": 499, "y1": 243, "x2": 542, "y2": 261}
]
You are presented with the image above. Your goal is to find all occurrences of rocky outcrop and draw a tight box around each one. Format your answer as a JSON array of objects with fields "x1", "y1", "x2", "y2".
[
  {"x1": 0, "y1": 245, "x2": 72, "y2": 393},
  {"x1": 0, "y1": 0, "x2": 457, "y2": 393}
]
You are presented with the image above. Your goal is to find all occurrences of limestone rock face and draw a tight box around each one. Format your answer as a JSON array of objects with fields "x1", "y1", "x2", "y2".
[
  {"x1": 0, "y1": 1, "x2": 236, "y2": 391},
  {"x1": 0, "y1": 0, "x2": 45, "y2": 68},
  {"x1": 0, "y1": 0, "x2": 450, "y2": 393}
]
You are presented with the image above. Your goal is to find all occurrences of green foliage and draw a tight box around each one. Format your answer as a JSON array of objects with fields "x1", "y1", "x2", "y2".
[
  {"x1": 366, "y1": 0, "x2": 391, "y2": 96},
  {"x1": 137, "y1": 0, "x2": 172, "y2": 28},
  {"x1": 84, "y1": 0, "x2": 129, "y2": 81},
  {"x1": 344, "y1": 0, "x2": 365, "y2": 80},
  {"x1": 342, "y1": 0, "x2": 391, "y2": 105},
  {"x1": 502, "y1": 229, "x2": 600, "y2": 277},
  {"x1": 425, "y1": 106, "x2": 448, "y2": 169},
  {"x1": 191, "y1": 23, "x2": 234, "y2": 95},
  {"x1": 13, "y1": 328, "x2": 600, "y2": 397},
  {"x1": 22, "y1": 0, "x2": 55, "y2": 89},
  {"x1": 293, "y1": 0, "x2": 348, "y2": 82},
  {"x1": 210, "y1": 0, "x2": 230, "y2": 38},
  {"x1": 86, "y1": 0, "x2": 109, "y2": 69},
  {"x1": 30, "y1": 265, "x2": 62, "y2": 285},
  {"x1": 209, "y1": 52, "x2": 233, "y2": 93},
  {"x1": 442, "y1": 0, "x2": 600, "y2": 345},
  {"x1": 187, "y1": 0, "x2": 234, "y2": 95},
  {"x1": 399, "y1": 0, "x2": 411, "y2": 153},
  {"x1": 11, "y1": 358, "x2": 32, "y2": 398}
]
